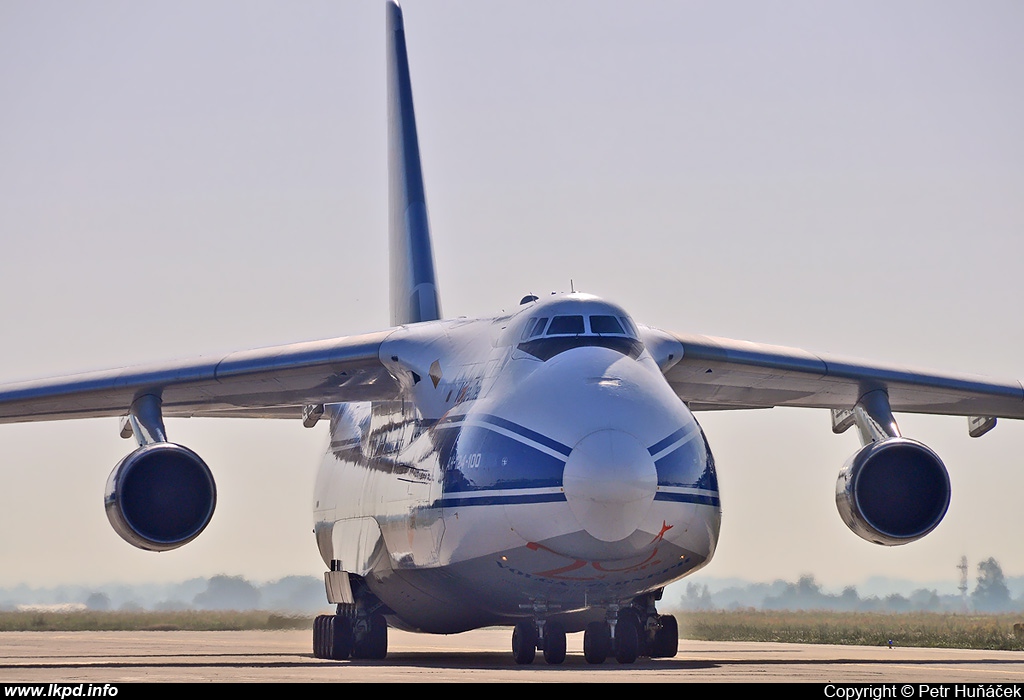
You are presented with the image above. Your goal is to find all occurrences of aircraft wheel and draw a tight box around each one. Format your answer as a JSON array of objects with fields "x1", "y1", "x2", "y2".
[
  {"x1": 353, "y1": 612, "x2": 388, "y2": 659},
  {"x1": 614, "y1": 609, "x2": 641, "y2": 664},
  {"x1": 367, "y1": 613, "x2": 388, "y2": 659},
  {"x1": 583, "y1": 621, "x2": 610, "y2": 664},
  {"x1": 312, "y1": 614, "x2": 327, "y2": 658},
  {"x1": 512, "y1": 621, "x2": 537, "y2": 665},
  {"x1": 542, "y1": 621, "x2": 566, "y2": 665},
  {"x1": 329, "y1": 615, "x2": 353, "y2": 660},
  {"x1": 651, "y1": 614, "x2": 679, "y2": 658}
]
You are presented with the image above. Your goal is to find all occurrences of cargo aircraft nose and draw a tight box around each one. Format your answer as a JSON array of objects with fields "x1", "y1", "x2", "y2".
[{"x1": 562, "y1": 429, "x2": 658, "y2": 542}]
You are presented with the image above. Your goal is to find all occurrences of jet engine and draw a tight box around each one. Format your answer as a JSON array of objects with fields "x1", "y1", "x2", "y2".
[
  {"x1": 835, "y1": 437, "x2": 950, "y2": 546},
  {"x1": 104, "y1": 442, "x2": 217, "y2": 552}
]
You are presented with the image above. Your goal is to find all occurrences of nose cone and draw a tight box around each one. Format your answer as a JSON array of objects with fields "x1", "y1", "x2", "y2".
[{"x1": 562, "y1": 430, "x2": 658, "y2": 542}]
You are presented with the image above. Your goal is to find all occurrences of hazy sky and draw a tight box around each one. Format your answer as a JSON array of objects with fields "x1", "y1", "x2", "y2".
[{"x1": 1, "y1": 1, "x2": 1023, "y2": 595}]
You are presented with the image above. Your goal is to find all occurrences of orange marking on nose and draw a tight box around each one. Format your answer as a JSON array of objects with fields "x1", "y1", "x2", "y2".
[{"x1": 650, "y1": 520, "x2": 673, "y2": 544}]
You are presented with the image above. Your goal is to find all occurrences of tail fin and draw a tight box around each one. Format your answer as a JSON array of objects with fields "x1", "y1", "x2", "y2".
[{"x1": 387, "y1": 0, "x2": 442, "y2": 326}]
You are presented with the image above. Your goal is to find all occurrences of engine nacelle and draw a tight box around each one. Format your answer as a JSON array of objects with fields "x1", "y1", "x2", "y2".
[
  {"x1": 835, "y1": 437, "x2": 950, "y2": 546},
  {"x1": 104, "y1": 442, "x2": 217, "y2": 552}
]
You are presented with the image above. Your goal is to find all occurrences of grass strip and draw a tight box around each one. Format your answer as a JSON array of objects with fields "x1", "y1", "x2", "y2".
[
  {"x1": 0, "y1": 610, "x2": 313, "y2": 632},
  {"x1": 674, "y1": 610, "x2": 1024, "y2": 651}
]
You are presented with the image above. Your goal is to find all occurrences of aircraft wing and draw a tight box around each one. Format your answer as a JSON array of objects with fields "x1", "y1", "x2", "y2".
[
  {"x1": 0, "y1": 330, "x2": 401, "y2": 424},
  {"x1": 662, "y1": 332, "x2": 1024, "y2": 419}
]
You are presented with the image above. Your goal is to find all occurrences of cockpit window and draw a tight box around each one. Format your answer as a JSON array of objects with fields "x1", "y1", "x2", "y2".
[
  {"x1": 589, "y1": 315, "x2": 625, "y2": 335},
  {"x1": 521, "y1": 317, "x2": 548, "y2": 340},
  {"x1": 547, "y1": 315, "x2": 585, "y2": 335},
  {"x1": 515, "y1": 308, "x2": 643, "y2": 361}
]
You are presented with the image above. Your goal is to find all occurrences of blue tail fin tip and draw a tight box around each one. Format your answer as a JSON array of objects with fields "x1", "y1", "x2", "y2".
[{"x1": 387, "y1": 0, "x2": 442, "y2": 326}]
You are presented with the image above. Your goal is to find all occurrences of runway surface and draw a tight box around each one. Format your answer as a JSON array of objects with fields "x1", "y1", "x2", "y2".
[{"x1": 2, "y1": 628, "x2": 1023, "y2": 682}]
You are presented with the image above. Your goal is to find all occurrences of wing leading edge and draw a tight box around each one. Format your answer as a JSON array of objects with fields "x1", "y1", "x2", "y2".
[
  {"x1": 0, "y1": 330, "x2": 401, "y2": 424},
  {"x1": 662, "y1": 331, "x2": 1024, "y2": 419}
]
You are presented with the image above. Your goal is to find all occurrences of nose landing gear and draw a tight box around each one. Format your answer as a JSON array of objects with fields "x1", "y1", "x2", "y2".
[
  {"x1": 511, "y1": 618, "x2": 567, "y2": 665},
  {"x1": 583, "y1": 620, "x2": 610, "y2": 664},
  {"x1": 543, "y1": 621, "x2": 567, "y2": 664},
  {"x1": 581, "y1": 609, "x2": 643, "y2": 664},
  {"x1": 511, "y1": 621, "x2": 536, "y2": 665}
]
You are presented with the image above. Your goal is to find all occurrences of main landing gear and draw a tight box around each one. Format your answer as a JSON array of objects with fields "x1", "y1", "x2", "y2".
[
  {"x1": 581, "y1": 608, "x2": 679, "y2": 664},
  {"x1": 509, "y1": 595, "x2": 679, "y2": 666},
  {"x1": 312, "y1": 604, "x2": 389, "y2": 661}
]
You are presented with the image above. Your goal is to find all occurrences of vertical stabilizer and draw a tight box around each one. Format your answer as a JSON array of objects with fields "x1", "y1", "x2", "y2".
[{"x1": 387, "y1": 0, "x2": 442, "y2": 326}]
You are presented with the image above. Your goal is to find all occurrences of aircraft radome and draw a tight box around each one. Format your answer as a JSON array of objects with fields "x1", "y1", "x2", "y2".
[{"x1": 1, "y1": 1, "x2": 1023, "y2": 665}]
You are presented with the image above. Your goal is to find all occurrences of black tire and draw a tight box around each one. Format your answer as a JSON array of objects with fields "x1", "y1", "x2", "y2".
[
  {"x1": 353, "y1": 612, "x2": 388, "y2": 659},
  {"x1": 614, "y1": 609, "x2": 641, "y2": 664},
  {"x1": 312, "y1": 615, "x2": 319, "y2": 657},
  {"x1": 329, "y1": 615, "x2": 353, "y2": 660},
  {"x1": 583, "y1": 621, "x2": 610, "y2": 664},
  {"x1": 512, "y1": 621, "x2": 537, "y2": 665},
  {"x1": 651, "y1": 614, "x2": 679, "y2": 658},
  {"x1": 325, "y1": 615, "x2": 335, "y2": 659},
  {"x1": 312, "y1": 614, "x2": 326, "y2": 658},
  {"x1": 542, "y1": 621, "x2": 566, "y2": 665},
  {"x1": 366, "y1": 613, "x2": 388, "y2": 659}
]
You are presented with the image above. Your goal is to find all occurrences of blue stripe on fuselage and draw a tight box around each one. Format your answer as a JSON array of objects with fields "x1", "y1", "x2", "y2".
[
  {"x1": 647, "y1": 425, "x2": 692, "y2": 456},
  {"x1": 647, "y1": 423, "x2": 720, "y2": 492},
  {"x1": 653, "y1": 491, "x2": 721, "y2": 507},
  {"x1": 436, "y1": 491, "x2": 567, "y2": 508},
  {"x1": 475, "y1": 414, "x2": 573, "y2": 457},
  {"x1": 437, "y1": 413, "x2": 573, "y2": 455},
  {"x1": 435, "y1": 417, "x2": 567, "y2": 494},
  {"x1": 433, "y1": 415, "x2": 720, "y2": 506}
]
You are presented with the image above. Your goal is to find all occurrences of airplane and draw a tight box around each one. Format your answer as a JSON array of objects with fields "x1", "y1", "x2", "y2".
[{"x1": 2, "y1": 0, "x2": 1023, "y2": 665}]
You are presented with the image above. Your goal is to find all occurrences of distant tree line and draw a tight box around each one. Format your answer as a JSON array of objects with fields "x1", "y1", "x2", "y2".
[
  {"x1": 677, "y1": 558, "x2": 1018, "y2": 613},
  {"x1": 3, "y1": 559, "x2": 1018, "y2": 615},
  {"x1": 0, "y1": 575, "x2": 329, "y2": 614}
]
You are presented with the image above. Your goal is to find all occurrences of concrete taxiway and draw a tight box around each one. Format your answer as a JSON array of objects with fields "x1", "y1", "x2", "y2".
[{"x1": 1, "y1": 628, "x2": 1023, "y2": 682}]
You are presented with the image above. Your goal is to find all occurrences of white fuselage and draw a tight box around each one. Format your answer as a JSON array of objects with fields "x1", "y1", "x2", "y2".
[{"x1": 312, "y1": 293, "x2": 721, "y2": 633}]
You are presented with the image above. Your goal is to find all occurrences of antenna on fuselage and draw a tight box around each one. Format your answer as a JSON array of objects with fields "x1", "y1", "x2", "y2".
[{"x1": 387, "y1": 1, "x2": 442, "y2": 326}]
